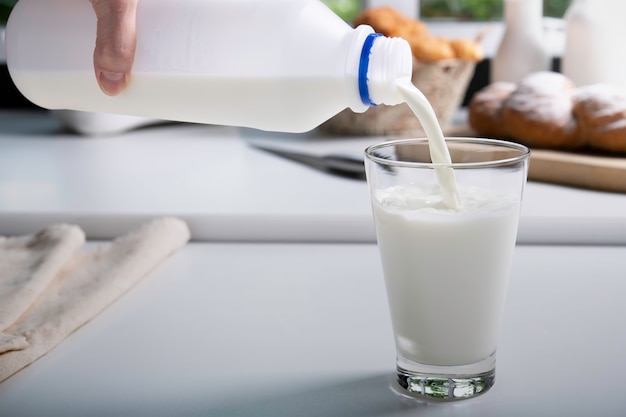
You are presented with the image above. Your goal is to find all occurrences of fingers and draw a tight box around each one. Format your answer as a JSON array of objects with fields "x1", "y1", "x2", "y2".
[{"x1": 90, "y1": 0, "x2": 139, "y2": 96}]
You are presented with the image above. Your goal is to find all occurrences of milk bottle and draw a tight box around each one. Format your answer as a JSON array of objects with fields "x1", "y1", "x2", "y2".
[
  {"x1": 562, "y1": 0, "x2": 626, "y2": 91},
  {"x1": 5, "y1": 0, "x2": 412, "y2": 133}
]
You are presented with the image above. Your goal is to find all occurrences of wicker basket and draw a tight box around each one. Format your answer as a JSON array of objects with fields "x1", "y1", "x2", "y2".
[{"x1": 319, "y1": 57, "x2": 476, "y2": 136}]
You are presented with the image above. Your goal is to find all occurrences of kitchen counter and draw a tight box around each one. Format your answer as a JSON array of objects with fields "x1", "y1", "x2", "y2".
[
  {"x1": 1, "y1": 110, "x2": 626, "y2": 416},
  {"x1": 1, "y1": 110, "x2": 626, "y2": 244},
  {"x1": 1, "y1": 242, "x2": 625, "y2": 416}
]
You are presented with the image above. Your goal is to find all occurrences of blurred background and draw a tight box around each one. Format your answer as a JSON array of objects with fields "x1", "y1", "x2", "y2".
[
  {"x1": 0, "y1": 0, "x2": 573, "y2": 109},
  {"x1": 321, "y1": 0, "x2": 572, "y2": 22},
  {"x1": 0, "y1": 0, "x2": 575, "y2": 35}
]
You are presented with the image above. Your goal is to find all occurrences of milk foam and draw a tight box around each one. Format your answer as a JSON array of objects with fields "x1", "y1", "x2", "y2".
[{"x1": 376, "y1": 184, "x2": 518, "y2": 215}]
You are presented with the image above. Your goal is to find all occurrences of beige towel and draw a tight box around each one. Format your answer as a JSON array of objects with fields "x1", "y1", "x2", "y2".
[
  {"x1": 0, "y1": 224, "x2": 85, "y2": 333},
  {"x1": 0, "y1": 217, "x2": 190, "y2": 383}
]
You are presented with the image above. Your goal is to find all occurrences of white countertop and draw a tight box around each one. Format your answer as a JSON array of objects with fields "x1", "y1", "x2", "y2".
[
  {"x1": 1, "y1": 110, "x2": 626, "y2": 415},
  {"x1": 1, "y1": 242, "x2": 625, "y2": 416},
  {"x1": 1, "y1": 110, "x2": 625, "y2": 244}
]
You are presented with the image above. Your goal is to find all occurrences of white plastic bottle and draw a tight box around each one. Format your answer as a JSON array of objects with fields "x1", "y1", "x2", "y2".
[
  {"x1": 5, "y1": 0, "x2": 412, "y2": 133},
  {"x1": 491, "y1": 0, "x2": 550, "y2": 83},
  {"x1": 562, "y1": 0, "x2": 626, "y2": 91}
]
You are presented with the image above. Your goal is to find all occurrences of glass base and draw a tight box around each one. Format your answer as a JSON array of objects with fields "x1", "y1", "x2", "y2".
[
  {"x1": 395, "y1": 368, "x2": 495, "y2": 401},
  {"x1": 393, "y1": 353, "x2": 496, "y2": 401}
]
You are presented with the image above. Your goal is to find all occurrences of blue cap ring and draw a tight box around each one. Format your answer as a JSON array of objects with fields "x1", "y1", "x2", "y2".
[{"x1": 358, "y1": 33, "x2": 383, "y2": 107}]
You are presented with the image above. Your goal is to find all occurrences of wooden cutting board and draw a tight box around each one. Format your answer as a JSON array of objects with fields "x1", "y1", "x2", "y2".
[
  {"x1": 528, "y1": 149, "x2": 626, "y2": 193},
  {"x1": 443, "y1": 125, "x2": 626, "y2": 193}
]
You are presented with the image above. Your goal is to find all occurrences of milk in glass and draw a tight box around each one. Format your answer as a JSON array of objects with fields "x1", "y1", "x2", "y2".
[
  {"x1": 372, "y1": 185, "x2": 520, "y2": 366},
  {"x1": 367, "y1": 80, "x2": 524, "y2": 372}
]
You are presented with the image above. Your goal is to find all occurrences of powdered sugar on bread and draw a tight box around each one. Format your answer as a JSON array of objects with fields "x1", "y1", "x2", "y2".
[
  {"x1": 469, "y1": 71, "x2": 626, "y2": 152},
  {"x1": 504, "y1": 72, "x2": 575, "y2": 124}
]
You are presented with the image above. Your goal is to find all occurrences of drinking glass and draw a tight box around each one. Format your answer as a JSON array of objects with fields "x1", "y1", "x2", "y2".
[{"x1": 364, "y1": 137, "x2": 530, "y2": 400}]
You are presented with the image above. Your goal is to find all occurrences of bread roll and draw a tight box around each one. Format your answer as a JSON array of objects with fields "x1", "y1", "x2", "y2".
[
  {"x1": 573, "y1": 84, "x2": 626, "y2": 153},
  {"x1": 469, "y1": 72, "x2": 626, "y2": 153},
  {"x1": 353, "y1": 6, "x2": 426, "y2": 39},
  {"x1": 468, "y1": 82, "x2": 516, "y2": 138},
  {"x1": 353, "y1": 7, "x2": 483, "y2": 62},
  {"x1": 501, "y1": 72, "x2": 583, "y2": 149}
]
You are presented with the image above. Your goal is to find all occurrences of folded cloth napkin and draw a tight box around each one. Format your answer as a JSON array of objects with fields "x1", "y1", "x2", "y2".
[
  {"x1": 0, "y1": 224, "x2": 86, "y2": 347},
  {"x1": 0, "y1": 217, "x2": 190, "y2": 383}
]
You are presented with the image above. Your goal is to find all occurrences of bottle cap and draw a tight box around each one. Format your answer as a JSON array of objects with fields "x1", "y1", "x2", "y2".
[{"x1": 359, "y1": 34, "x2": 413, "y2": 106}]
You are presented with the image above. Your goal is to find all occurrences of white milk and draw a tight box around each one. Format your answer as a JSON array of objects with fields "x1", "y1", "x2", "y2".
[
  {"x1": 396, "y1": 80, "x2": 461, "y2": 209},
  {"x1": 11, "y1": 73, "x2": 351, "y2": 133},
  {"x1": 372, "y1": 184, "x2": 520, "y2": 366}
]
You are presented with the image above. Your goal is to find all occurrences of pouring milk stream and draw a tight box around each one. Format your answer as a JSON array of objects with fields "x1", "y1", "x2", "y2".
[
  {"x1": 365, "y1": 86, "x2": 527, "y2": 381},
  {"x1": 396, "y1": 80, "x2": 462, "y2": 209}
]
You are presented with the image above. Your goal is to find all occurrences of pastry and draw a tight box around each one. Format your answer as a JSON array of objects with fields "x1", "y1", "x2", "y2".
[
  {"x1": 353, "y1": 7, "x2": 483, "y2": 62},
  {"x1": 500, "y1": 72, "x2": 583, "y2": 149},
  {"x1": 468, "y1": 81, "x2": 516, "y2": 138},
  {"x1": 408, "y1": 34, "x2": 456, "y2": 62},
  {"x1": 353, "y1": 6, "x2": 426, "y2": 39},
  {"x1": 573, "y1": 84, "x2": 626, "y2": 153},
  {"x1": 449, "y1": 38, "x2": 484, "y2": 62},
  {"x1": 468, "y1": 72, "x2": 626, "y2": 153}
]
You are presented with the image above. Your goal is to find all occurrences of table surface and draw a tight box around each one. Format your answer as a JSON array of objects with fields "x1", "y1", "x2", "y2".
[
  {"x1": 1, "y1": 242, "x2": 625, "y2": 416},
  {"x1": 1, "y1": 111, "x2": 626, "y2": 416},
  {"x1": 1, "y1": 110, "x2": 626, "y2": 244}
]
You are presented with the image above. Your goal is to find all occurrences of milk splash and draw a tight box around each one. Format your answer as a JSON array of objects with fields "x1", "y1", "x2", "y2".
[{"x1": 396, "y1": 79, "x2": 462, "y2": 210}]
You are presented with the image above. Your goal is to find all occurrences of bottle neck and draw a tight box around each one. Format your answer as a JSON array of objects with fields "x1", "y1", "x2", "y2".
[{"x1": 354, "y1": 29, "x2": 413, "y2": 109}]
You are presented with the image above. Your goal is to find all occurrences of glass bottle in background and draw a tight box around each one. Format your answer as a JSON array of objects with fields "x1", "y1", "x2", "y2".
[
  {"x1": 491, "y1": 0, "x2": 550, "y2": 83},
  {"x1": 562, "y1": 0, "x2": 626, "y2": 90}
]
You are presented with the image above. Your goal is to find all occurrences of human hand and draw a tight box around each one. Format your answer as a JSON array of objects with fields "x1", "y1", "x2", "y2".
[{"x1": 90, "y1": 0, "x2": 139, "y2": 96}]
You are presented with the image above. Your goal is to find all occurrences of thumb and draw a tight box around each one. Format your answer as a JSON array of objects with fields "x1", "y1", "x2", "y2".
[{"x1": 90, "y1": 0, "x2": 139, "y2": 96}]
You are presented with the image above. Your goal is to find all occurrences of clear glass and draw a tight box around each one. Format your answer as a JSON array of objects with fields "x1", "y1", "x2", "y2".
[{"x1": 364, "y1": 137, "x2": 530, "y2": 401}]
